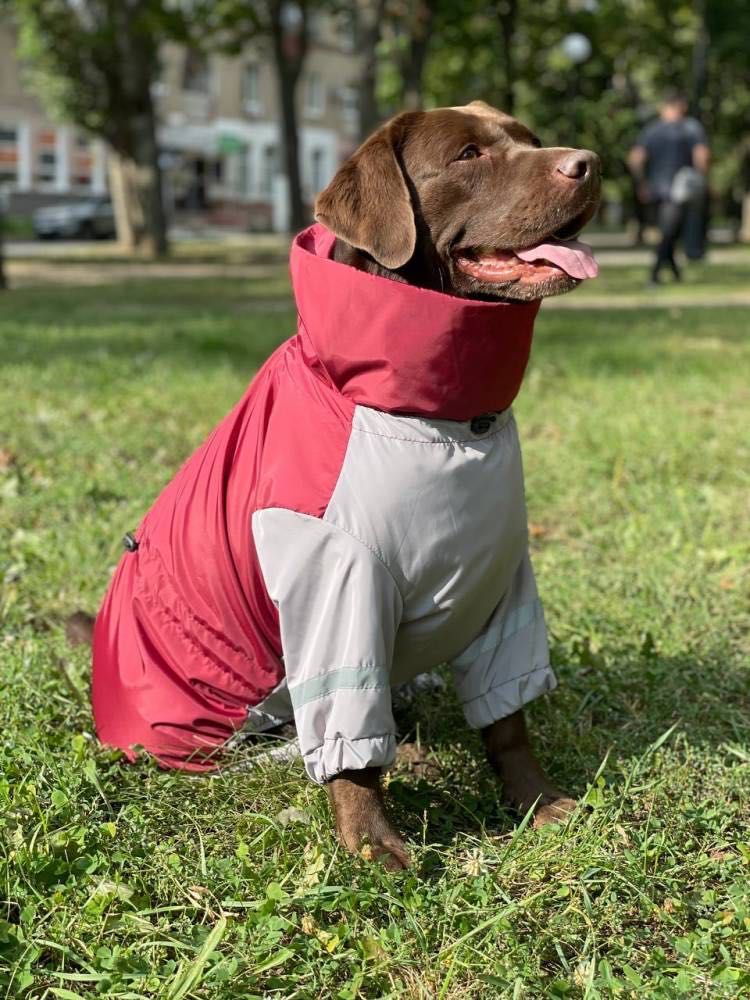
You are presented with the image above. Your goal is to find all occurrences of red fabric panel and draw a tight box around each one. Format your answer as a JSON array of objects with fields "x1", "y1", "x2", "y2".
[
  {"x1": 291, "y1": 225, "x2": 540, "y2": 422},
  {"x1": 92, "y1": 339, "x2": 354, "y2": 769}
]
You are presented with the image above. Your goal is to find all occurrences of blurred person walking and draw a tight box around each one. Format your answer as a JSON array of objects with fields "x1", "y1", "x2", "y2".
[{"x1": 628, "y1": 92, "x2": 710, "y2": 286}]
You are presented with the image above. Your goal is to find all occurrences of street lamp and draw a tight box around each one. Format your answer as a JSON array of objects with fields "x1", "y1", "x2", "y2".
[
  {"x1": 561, "y1": 33, "x2": 592, "y2": 145},
  {"x1": 561, "y1": 32, "x2": 592, "y2": 65}
]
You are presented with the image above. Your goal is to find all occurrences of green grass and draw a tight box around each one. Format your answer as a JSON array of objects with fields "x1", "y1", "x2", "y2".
[
  {"x1": 574, "y1": 257, "x2": 750, "y2": 301},
  {"x1": 1, "y1": 259, "x2": 749, "y2": 998},
  {"x1": 1, "y1": 215, "x2": 35, "y2": 240}
]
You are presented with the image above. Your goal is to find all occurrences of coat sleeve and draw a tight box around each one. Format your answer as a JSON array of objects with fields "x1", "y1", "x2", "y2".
[
  {"x1": 252, "y1": 507, "x2": 402, "y2": 783},
  {"x1": 450, "y1": 549, "x2": 557, "y2": 730}
]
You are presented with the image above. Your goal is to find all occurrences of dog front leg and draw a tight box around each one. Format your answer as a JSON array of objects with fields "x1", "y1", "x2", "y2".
[
  {"x1": 326, "y1": 767, "x2": 410, "y2": 870},
  {"x1": 482, "y1": 709, "x2": 577, "y2": 828}
]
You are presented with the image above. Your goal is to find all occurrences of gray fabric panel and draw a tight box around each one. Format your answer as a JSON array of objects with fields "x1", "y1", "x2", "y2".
[
  {"x1": 325, "y1": 406, "x2": 531, "y2": 683},
  {"x1": 460, "y1": 664, "x2": 557, "y2": 730},
  {"x1": 294, "y1": 686, "x2": 397, "y2": 782},
  {"x1": 237, "y1": 675, "x2": 293, "y2": 735},
  {"x1": 252, "y1": 508, "x2": 401, "y2": 781},
  {"x1": 452, "y1": 549, "x2": 555, "y2": 726},
  {"x1": 253, "y1": 406, "x2": 556, "y2": 781},
  {"x1": 302, "y1": 733, "x2": 396, "y2": 784}
]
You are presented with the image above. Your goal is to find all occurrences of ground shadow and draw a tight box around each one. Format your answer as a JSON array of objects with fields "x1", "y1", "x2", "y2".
[{"x1": 384, "y1": 642, "x2": 748, "y2": 848}]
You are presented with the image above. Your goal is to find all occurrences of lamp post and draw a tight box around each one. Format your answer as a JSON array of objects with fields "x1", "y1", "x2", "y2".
[{"x1": 561, "y1": 32, "x2": 592, "y2": 145}]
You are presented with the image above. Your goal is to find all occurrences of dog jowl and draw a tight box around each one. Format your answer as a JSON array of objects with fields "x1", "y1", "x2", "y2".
[{"x1": 84, "y1": 102, "x2": 601, "y2": 870}]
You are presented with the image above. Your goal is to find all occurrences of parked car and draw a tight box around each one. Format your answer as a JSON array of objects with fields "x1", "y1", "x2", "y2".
[{"x1": 33, "y1": 198, "x2": 116, "y2": 240}]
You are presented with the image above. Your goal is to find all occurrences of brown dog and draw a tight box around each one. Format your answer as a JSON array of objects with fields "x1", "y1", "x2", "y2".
[
  {"x1": 314, "y1": 101, "x2": 600, "y2": 868},
  {"x1": 72, "y1": 101, "x2": 600, "y2": 873}
]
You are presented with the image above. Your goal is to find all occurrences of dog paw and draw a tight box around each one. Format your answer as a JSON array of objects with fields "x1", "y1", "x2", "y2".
[
  {"x1": 358, "y1": 835, "x2": 411, "y2": 871},
  {"x1": 532, "y1": 796, "x2": 578, "y2": 829},
  {"x1": 327, "y1": 767, "x2": 411, "y2": 870}
]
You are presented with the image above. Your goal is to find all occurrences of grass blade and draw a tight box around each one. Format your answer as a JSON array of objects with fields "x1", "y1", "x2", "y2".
[{"x1": 165, "y1": 916, "x2": 227, "y2": 1000}]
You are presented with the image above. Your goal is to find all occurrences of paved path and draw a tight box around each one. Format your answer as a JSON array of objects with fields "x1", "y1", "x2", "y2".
[
  {"x1": 545, "y1": 289, "x2": 750, "y2": 310},
  {"x1": 4, "y1": 242, "x2": 749, "y2": 310}
]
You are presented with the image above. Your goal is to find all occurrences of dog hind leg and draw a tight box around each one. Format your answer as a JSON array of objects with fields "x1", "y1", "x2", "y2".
[{"x1": 65, "y1": 610, "x2": 95, "y2": 648}]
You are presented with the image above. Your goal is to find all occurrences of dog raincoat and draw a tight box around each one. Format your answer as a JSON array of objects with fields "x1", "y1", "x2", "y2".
[{"x1": 92, "y1": 223, "x2": 556, "y2": 779}]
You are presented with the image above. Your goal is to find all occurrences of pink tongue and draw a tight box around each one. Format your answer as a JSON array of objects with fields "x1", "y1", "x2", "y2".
[{"x1": 516, "y1": 238, "x2": 598, "y2": 280}]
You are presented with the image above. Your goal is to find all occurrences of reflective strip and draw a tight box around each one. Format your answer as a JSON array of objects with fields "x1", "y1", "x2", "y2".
[
  {"x1": 288, "y1": 665, "x2": 389, "y2": 711},
  {"x1": 455, "y1": 598, "x2": 542, "y2": 665}
]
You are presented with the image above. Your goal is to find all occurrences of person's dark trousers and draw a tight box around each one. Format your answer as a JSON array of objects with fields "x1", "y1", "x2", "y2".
[{"x1": 652, "y1": 199, "x2": 685, "y2": 282}]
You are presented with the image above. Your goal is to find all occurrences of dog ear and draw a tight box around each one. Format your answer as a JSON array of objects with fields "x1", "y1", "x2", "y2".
[{"x1": 314, "y1": 122, "x2": 416, "y2": 270}]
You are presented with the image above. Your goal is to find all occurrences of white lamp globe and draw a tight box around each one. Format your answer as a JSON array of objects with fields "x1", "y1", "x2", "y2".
[{"x1": 561, "y1": 32, "x2": 592, "y2": 64}]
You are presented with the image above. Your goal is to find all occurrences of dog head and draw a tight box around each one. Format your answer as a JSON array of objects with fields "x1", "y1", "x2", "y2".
[{"x1": 315, "y1": 101, "x2": 601, "y2": 301}]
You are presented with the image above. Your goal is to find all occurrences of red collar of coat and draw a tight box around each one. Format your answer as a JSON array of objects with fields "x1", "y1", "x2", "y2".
[{"x1": 290, "y1": 223, "x2": 541, "y2": 422}]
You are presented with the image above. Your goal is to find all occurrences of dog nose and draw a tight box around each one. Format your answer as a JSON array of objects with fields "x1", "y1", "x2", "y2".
[{"x1": 556, "y1": 150, "x2": 598, "y2": 181}]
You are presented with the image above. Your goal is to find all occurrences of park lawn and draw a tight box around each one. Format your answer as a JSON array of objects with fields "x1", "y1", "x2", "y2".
[{"x1": 0, "y1": 261, "x2": 749, "y2": 998}]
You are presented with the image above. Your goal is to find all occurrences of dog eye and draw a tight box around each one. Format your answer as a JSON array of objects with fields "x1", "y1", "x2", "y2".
[{"x1": 456, "y1": 144, "x2": 481, "y2": 161}]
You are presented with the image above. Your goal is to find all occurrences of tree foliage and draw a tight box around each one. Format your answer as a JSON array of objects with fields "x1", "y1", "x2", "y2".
[
  {"x1": 377, "y1": 0, "x2": 750, "y2": 212},
  {"x1": 10, "y1": 0, "x2": 199, "y2": 254}
]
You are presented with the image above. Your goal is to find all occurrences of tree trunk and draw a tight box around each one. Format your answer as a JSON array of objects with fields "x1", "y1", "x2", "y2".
[
  {"x1": 740, "y1": 142, "x2": 750, "y2": 243},
  {"x1": 269, "y1": 0, "x2": 308, "y2": 233},
  {"x1": 0, "y1": 207, "x2": 6, "y2": 291},
  {"x1": 357, "y1": 0, "x2": 388, "y2": 140},
  {"x1": 690, "y1": 0, "x2": 709, "y2": 113},
  {"x1": 109, "y1": 1, "x2": 168, "y2": 257},
  {"x1": 131, "y1": 106, "x2": 168, "y2": 257},
  {"x1": 497, "y1": 0, "x2": 518, "y2": 115},
  {"x1": 108, "y1": 125, "x2": 167, "y2": 257},
  {"x1": 399, "y1": 0, "x2": 437, "y2": 111},
  {"x1": 741, "y1": 193, "x2": 750, "y2": 244},
  {"x1": 108, "y1": 153, "x2": 139, "y2": 252}
]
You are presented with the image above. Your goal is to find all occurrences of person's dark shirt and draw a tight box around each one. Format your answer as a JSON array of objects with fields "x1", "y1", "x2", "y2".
[{"x1": 635, "y1": 116, "x2": 708, "y2": 200}]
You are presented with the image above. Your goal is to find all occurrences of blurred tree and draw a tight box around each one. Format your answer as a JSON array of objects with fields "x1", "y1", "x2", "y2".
[
  {"x1": 204, "y1": 1, "x2": 329, "y2": 231},
  {"x1": 269, "y1": 0, "x2": 309, "y2": 231},
  {"x1": 416, "y1": 0, "x2": 750, "y2": 229},
  {"x1": 10, "y1": 0, "x2": 188, "y2": 257},
  {"x1": 353, "y1": 0, "x2": 388, "y2": 139},
  {"x1": 394, "y1": 0, "x2": 439, "y2": 110},
  {"x1": 0, "y1": 207, "x2": 6, "y2": 291}
]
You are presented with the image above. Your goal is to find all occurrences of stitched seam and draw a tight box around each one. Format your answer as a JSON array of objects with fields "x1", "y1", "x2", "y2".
[
  {"x1": 351, "y1": 422, "x2": 512, "y2": 446},
  {"x1": 287, "y1": 661, "x2": 385, "y2": 683},
  {"x1": 459, "y1": 663, "x2": 553, "y2": 707},
  {"x1": 302, "y1": 732, "x2": 396, "y2": 757},
  {"x1": 321, "y1": 516, "x2": 405, "y2": 604},
  {"x1": 254, "y1": 507, "x2": 405, "y2": 607}
]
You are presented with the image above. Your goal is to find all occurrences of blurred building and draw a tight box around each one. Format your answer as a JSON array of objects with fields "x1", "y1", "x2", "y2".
[{"x1": 0, "y1": 14, "x2": 360, "y2": 230}]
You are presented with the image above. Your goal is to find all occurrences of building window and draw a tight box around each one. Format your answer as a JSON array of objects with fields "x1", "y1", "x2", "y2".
[
  {"x1": 336, "y1": 11, "x2": 357, "y2": 51},
  {"x1": 0, "y1": 125, "x2": 17, "y2": 187},
  {"x1": 242, "y1": 63, "x2": 261, "y2": 114},
  {"x1": 182, "y1": 50, "x2": 210, "y2": 93},
  {"x1": 261, "y1": 145, "x2": 277, "y2": 198},
  {"x1": 36, "y1": 150, "x2": 56, "y2": 186},
  {"x1": 339, "y1": 84, "x2": 359, "y2": 131},
  {"x1": 307, "y1": 10, "x2": 323, "y2": 40},
  {"x1": 304, "y1": 73, "x2": 325, "y2": 118},
  {"x1": 310, "y1": 148, "x2": 325, "y2": 194},
  {"x1": 244, "y1": 144, "x2": 254, "y2": 197}
]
